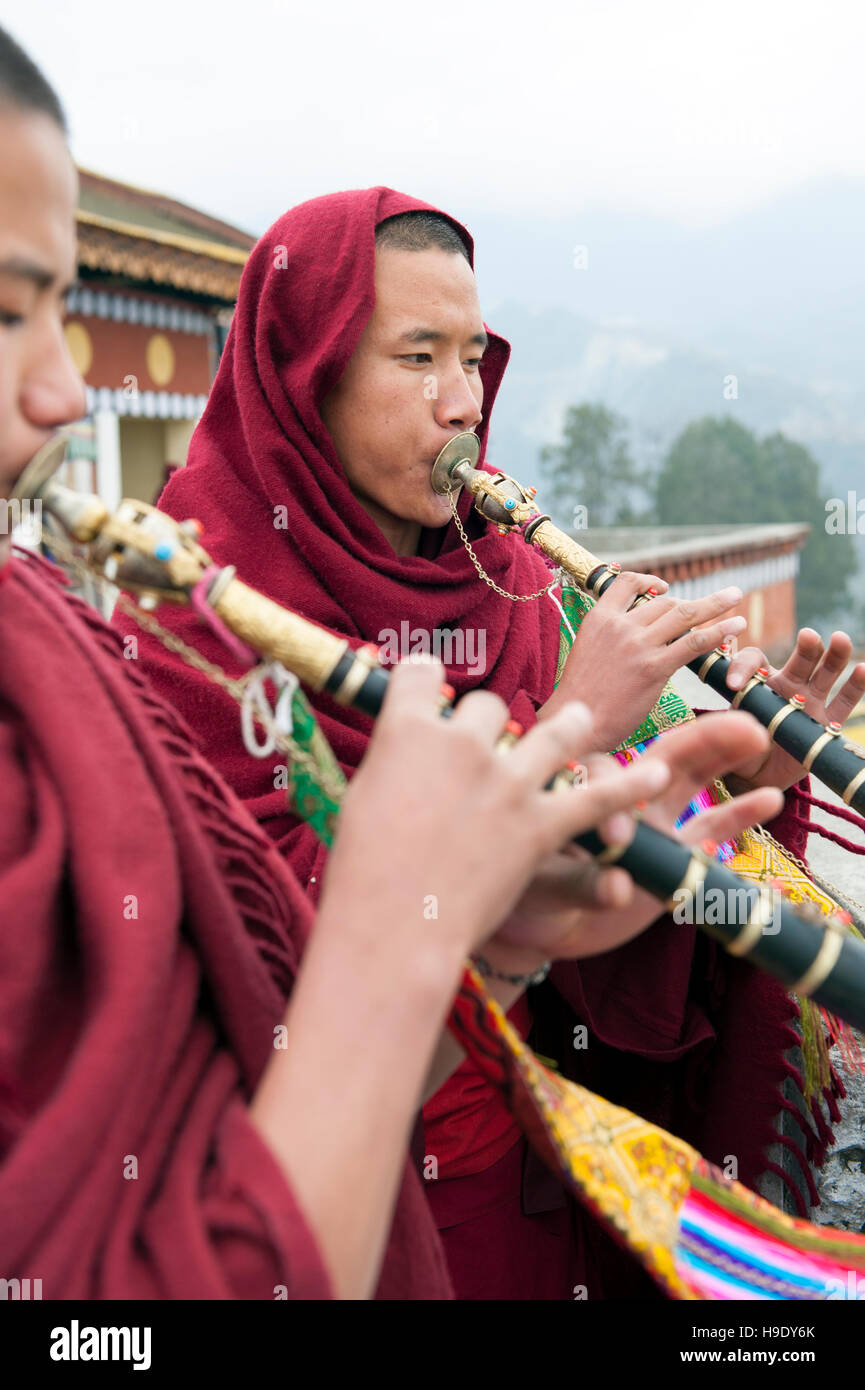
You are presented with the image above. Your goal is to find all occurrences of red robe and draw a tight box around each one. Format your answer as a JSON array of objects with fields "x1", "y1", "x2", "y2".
[
  {"x1": 122, "y1": 186, "x2": 833, "y2": 1299},
  {"x1": 0, "y1": 552, "x2": 452, "y2": 1299}
]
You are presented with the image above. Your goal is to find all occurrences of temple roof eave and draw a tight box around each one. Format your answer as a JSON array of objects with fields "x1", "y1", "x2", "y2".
[{"x1": 76, "y1": 216, "x2": 248, "y2": 304}]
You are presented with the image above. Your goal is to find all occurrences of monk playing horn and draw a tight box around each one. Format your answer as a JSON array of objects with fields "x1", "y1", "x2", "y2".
[{"x1": 125, "y1": 189, "x2": 856, "y2": 1297}]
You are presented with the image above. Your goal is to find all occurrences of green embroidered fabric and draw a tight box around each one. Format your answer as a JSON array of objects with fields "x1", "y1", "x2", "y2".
[
  {"x1": 287, "y1": 688, "x2": 344, "y2": 846},
  {"x1": 554, "y1": 583, "x2": 694, "y2": 752}
]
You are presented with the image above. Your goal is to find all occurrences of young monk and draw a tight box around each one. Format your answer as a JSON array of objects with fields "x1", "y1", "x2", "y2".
[
  {"x1": 0, "y1": 26, "x2": 788, "y2": 1302},
  {"x1": 130, "y1": 184, "x2": 864, "y2": 1297}
]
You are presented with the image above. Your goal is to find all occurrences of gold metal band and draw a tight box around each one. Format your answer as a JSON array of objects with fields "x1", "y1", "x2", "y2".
[
  {"x1": 697, "y1": 650, "x2": 724, "y2": 683},
  {"x1": 664, "y1": 852, "x2": 709, "y2": 912},
  {"x1": 842, "y1": 765, "x2": 865, "y2": 807},
  {"x1": 766, "y1": 702, "x2": 797, "y2": 738},
  {"x1": 332, "y1": 647, "x2": 377, "y2": 707},
  {"x1": 730, "y1": 673, "x2": 765, "y2": 709},
  {"x1": 206, "y1": 564, "x2": 237, "y2": 607},
  {"x1": 802, "y1": 728, "x2": 838, "y2": 773},
  {"x1": 726, "y1": 886, "x2": 777, "y2": 957},
  {"x1": 597, "y1": 839, "x2": 629, "y2": 865},
  {"x1": 591, "y1": 569, "x2": 613, "y2": 598},
  {"x1": 790, "y1": 923, "x2": 845, "y2": 997},
  {"x1": 628, "y1": 592, "x2": 654, "y2": 611},
  {"x1": 495, "y1": 731, "x2": 521, "y2": 757}
]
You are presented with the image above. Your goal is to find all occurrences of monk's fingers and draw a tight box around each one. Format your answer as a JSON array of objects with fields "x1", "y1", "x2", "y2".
[
  {"x1": 664, "y1": 616, "x2": 747, "y2": 670},
  {"x1": 534, "y1": 756, "x2": 671, "y2": 850},
  {"x1": 675, "y1": 787, "x2": 784, "y2": 849},
  {"x1": 594, "y1": 865, "x2": 636, "y2": 909},
  {"x1": 447, "y1": 685, "x2": 514, "y2": 744},
  {"x1": 628, "y1": 586, "x2": 674, "y2": 624},
  {"x1": 532, "y1": 849, "x2": 635, "y2": 911},
  {"x1": 808, "y1": 631, "x2": 853, "y2": 702},
  {"x1": 826, "y1": 662, "x2": 865, "y2": 727},
  {"x1": 597, "y1": 809, "x2": 638, "y2": 851},
  {"x1": 530, "y1": 850, "x2": 629, "y2": 911},
  {"x1": 648, "y1": 586, "x2": 743, "y2": 644},
  {"x1": 509, "y1": 701, "x2": 594, "y2": 785},
  {"x1": 768, "y1": 628, "x2": 825, "y2": 696},
  {"x1": 380, "y1": 655, "x2": 449, "y2": 722},
  {"x1": 725, "y1": 645, "x2": 773, "y2": 692},
  {"x1": 598, "y1": 570, "x2": 668, "y2": 614},
  {"x1": 640, "y1": 713, "x2": 770, "y2": 804}
]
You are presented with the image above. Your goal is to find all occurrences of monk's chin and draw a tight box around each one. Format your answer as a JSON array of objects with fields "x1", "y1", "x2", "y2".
[
  {"x1": 419, "y1": 489, "x2": 461, "y2": 528},
  {"x1": 420, "y1": 506, "x2": 453, "y2": 530}
]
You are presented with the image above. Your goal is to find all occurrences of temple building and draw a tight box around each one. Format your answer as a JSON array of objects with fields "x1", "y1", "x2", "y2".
[
  {"x1": 61, "y1": 169, "x2": 254, "y2": 510},
  {"x1": 578, "y1": 522, "x2": 811, "y2": 660}
]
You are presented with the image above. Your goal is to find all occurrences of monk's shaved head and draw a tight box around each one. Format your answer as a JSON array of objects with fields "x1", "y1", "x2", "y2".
[
  {"x1": 0, "y1": 25, "x2": 67, "y2": 132},
  {"x1": 375, "y1": 210, "x2": 470, "y2": 263}
]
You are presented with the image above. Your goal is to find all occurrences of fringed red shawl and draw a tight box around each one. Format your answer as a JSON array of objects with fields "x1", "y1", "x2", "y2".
[{"x1": 0, "y1": 552, "x2": 452, "y2": 1299}]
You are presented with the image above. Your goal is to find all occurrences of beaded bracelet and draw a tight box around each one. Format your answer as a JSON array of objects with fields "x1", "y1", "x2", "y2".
[{"x1": 473, "y1": 955, "x2": 552, "y2": 988}]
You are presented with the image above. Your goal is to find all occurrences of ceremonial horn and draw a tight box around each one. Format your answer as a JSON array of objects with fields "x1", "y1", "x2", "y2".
[{"x1": 431, "y1": 432, "x2": 865, "y2": 817}]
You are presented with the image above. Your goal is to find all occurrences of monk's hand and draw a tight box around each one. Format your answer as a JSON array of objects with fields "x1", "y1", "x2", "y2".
[
  {"x1": 487, "y1": 711, "x2": 783, "y2": 968},
  {"x1": 326, "y1": 657, "x2": 675, "y2": 967},
  {"x1": 537, "y1": 572, "x2": 746, "y2": 754},
  {"x1": 724, "y1": 629, "x2": 865, "y2": 792}
]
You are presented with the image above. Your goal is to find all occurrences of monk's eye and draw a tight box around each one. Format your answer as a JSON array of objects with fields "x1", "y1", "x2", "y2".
[
  {"x1": 399, "y1": 353, "x2": 433, "y2": 364},
  {"x1": 0, "y1": 309, "x2": 24, "y2": 328}
]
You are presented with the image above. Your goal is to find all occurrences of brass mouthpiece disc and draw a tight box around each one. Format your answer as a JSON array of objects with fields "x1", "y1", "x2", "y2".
[
  {"x1": 11, "y1": 435, "x2": 69, "y2": 503},
  {"x1": 430, "y1": 432, "x2": 481, "y2": 495}
]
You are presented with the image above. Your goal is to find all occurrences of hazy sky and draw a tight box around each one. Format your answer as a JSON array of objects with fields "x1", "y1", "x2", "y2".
[{"x1": 4, "y1": 0, "x2": 864, "y2": 237}]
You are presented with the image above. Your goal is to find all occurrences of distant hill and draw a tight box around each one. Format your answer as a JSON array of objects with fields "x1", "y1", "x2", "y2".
[
  {"x1": 475, "y1": 285, "x2": 865, "y2": 636},
  {"x1": 484, "y1": 301, "x2": 863, "y2": 502},
  {"x1": 469, "y1": 176, "x2": 865, "y2": 403},
  {"x1": 467, "y1": 177, "x2": 865, "y2": 510}
]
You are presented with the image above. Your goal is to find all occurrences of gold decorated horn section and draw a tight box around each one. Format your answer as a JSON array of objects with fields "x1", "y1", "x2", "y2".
[
  {"x1": 211, "y1": 575, "x2": 350, "y2": 691},
  {"x1": 430, "y1": 433, "x2": 601, "y2": 587},
  {"x1": 12, "y1": 433, "x2": 354, "y2": 692}
]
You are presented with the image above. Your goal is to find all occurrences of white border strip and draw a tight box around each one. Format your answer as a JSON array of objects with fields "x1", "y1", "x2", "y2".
[
  {"x1": 68, "y1": 286, "x2": 211, "y2": 336},
  {"x1": 668, "y1": 553, "x2": 799, "y2": 601},
  {"x1": 84, "y1": 386, "x2": 209, "y2": 420}
]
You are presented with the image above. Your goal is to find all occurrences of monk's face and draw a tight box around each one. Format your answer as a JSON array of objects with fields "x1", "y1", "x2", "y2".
[
  {"x1": 0, "y1": 107, "x2": 84, "y2": 524},
  {"x1": 320, "y1": 245, "x2": 486, "y2": 540}
]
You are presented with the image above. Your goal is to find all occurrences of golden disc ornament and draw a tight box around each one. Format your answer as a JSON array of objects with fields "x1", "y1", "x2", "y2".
[
  {"x1": 64, "y1": 321, "x2": 93, "y2": 376},
  {"x1": 146, "y1": 333, "x2": 175, "y2": 388}
]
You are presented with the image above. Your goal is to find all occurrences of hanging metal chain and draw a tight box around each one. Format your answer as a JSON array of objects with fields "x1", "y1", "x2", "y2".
[
  {"x1": 113, "y1": 592, "x2": 346, "y2": 804},
  {"x1": 447, "y1": 488, "x2": 558, "y2": 603},
  {"x1": 47, "y1": 533, "x2": 346, "y2": 805}
]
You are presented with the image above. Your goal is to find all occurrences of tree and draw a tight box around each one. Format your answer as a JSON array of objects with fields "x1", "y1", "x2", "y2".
[
  {"x1": 539, "y1": 403, "x2": 649, "y2": 529},
  {"x1": 654, "y1": 418, "x2": 857, "y2": 629}
]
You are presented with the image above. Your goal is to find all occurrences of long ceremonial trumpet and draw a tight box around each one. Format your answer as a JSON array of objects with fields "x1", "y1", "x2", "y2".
[
  {"x1": 431, "y1": 432, "x2": 865, "y2": 816},
  {"x1": 11, "y1": 436, "x2": 865, "y2": 1032}
]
